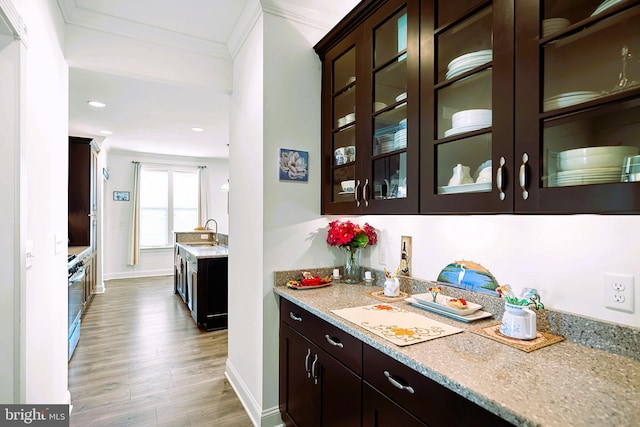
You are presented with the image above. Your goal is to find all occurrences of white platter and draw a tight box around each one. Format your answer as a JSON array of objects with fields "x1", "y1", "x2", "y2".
[
  {"x1": 448, "y1": 50, "x2": 493, "y2": 69},
  {"x1": 437, "y1": 182, "x2": 492, "y2": 194},
  {"x1": 405, "y1": 298, "x2": 493, "y2": 323},
  {"x1": 412, "y1": 293, "x2": 483, "y2": 315},
  {"x1": 591, "y1": 0, "x2": 624, "y2": 16},
  {"x1": 444, "y1": 123, "x2": 491, "y2": 137}
]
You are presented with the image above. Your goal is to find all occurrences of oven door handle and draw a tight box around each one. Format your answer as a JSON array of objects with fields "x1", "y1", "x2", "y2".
[{"x1": 69, "y1": 267, "x2": 86, "y2": 285}]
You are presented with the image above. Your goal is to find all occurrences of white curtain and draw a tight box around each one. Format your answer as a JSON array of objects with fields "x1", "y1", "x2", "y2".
[
  {"x1": 127, "y1": 162, "x2": 142, "y2": 265},
  {"x1": 198, "y1": 166, "x2": 209, "y2": 226}
]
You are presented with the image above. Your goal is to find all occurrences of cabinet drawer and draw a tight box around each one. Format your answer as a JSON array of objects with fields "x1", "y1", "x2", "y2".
[
  {"x1": 363, "y1": 344, "x2": 512, "y2": 427},
  {"x1": 280, "y1": 298, "x2": 362, "y2": 375}
]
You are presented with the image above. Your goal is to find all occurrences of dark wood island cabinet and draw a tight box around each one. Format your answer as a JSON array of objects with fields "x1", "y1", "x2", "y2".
[{"x1": 174, "y1": 241, "x2": 228, "y2": 331}]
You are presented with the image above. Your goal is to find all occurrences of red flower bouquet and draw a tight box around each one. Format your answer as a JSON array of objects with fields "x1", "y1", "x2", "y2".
[{"x1": 327, "y1": 220, "x2": 377, "y2": 249}]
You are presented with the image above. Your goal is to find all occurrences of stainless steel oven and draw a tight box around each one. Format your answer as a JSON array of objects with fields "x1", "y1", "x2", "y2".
[{"x1": 68, "y1": 255, "x2": 85, "y2": 361}]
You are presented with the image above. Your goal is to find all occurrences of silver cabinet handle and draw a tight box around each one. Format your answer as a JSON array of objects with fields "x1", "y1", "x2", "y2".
[
  {"x1": 304, "y1": 348, "x2": 311, "y2": 378},
  {"x1": 363, "y1": 178, "x2": 369, "y2": 207},
  {"x1": 496, "y1": 156, "x2": 506, "y2": 201},
  {"x1": 519, "y1": 152, "x2": 529, "y2": 200},
  {"x1": 324, "y1": 334, "x2": 344, "y2": 348},
  {"x1": 384, "y1": 370, "x2": 415, "y2": 394},
  {"x1": 311, "y1": 354, "x2": 319, "y2": 384},
  {"x1": 355, "y1": 179, "x2": 361, "y2": 207},
  {"x1": 289, "y1": 312, "x2": 302, "y2": 322}
]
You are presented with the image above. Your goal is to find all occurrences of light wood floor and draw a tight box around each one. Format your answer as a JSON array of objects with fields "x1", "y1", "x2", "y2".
[{"x1": 68, "y1": 276, "x2": 253, "y2": 427}]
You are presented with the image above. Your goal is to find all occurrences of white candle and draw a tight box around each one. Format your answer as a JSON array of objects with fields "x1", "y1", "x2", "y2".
[
  {"x1": 333, "y1": 268, "x2": 339, "y2": 277},
  {"x1": 365, "y1": 271, "x2": 372, "y2": 280}
]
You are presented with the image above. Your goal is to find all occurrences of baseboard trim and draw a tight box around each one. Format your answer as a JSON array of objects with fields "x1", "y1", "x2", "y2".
[
  {"x1": 225, "y1": 359, "x2": 284, "y2": 427},
  {"x1": 103, "y1": 271, "x2": 173, "y2": 281}
]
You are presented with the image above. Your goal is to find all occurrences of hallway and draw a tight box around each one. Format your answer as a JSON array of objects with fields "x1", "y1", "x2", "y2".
[{"x1": 68, "y1": 276, "x2": 252, "y2": 426}]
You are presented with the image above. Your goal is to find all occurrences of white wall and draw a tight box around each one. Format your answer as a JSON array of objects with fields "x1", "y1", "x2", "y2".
[
  {"x1": 102, "y1": 149, "x2": 229, "y2": 280},
  {"x1": 12, "y1": 0, "x2": 69, "y2": 404},
  {"x1": 225, "y1": 5, "x2": 640, "y2": 427},
  {"x1": 226, "y1": 9, "x2": 265, "y2": 426}
]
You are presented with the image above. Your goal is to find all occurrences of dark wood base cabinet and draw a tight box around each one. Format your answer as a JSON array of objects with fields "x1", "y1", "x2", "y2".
[
  {"x1": 278, "y1": 297, "x2": 514, "y2": 427},
  {"x1": 191, "y1": 257, "x2": 228, "y2": 331}
]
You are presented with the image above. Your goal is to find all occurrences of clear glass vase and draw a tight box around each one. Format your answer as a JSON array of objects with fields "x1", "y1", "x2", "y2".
[{"x1": 343, "y1": 246, "x2": 362, "y2": 284}]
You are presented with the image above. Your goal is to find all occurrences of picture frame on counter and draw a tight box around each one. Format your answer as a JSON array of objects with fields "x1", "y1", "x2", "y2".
[{"x1": 113, "y1": 191, "x2": 130, "y2": 201}]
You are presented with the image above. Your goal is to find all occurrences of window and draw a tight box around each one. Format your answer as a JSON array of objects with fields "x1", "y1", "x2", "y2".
[{"x1": 140, "y1": 167, "x2": 199, "y2": 247}]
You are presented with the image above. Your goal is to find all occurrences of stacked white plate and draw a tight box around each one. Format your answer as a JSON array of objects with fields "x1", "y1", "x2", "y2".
[
  {"x1": 444, "y1": 109, "x2": 492, "y2": 137},
  {"x1": 555, "y1": 168, "x2": 622, "y2": 186},
  {"x1": 591, "y1": 0, "x2": 625, "y2": 16},
  {"x1": 542, "y1": 18, "x2": 570, "y2": 37},
  {"x1": 553, "y1": 146, "x2": 639, "y2": 187},
  {"x1": 394, "y1": 128, "x2": 406, "y2": 150},
  {"x1": 446, "y1": 50, "x2": 492, "y2": 80},
  {"x1": 543, "y1": 91, "x2": 600, "y2": 111},
  {"x1": 374, "y1": 134, "x2": 395, "y2": 155}
]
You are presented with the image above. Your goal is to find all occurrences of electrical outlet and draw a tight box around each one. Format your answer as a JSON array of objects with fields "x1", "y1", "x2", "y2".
[
  {"x1": 604, "y1": 273, "x2": 634, "y2": 313},
  {"x1": 379, "y1": 246, "x2": 386, "y2": 265}
]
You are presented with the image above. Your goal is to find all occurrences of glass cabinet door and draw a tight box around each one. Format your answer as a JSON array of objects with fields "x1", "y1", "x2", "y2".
[
  {"x1": 325, "y1": 40, "x2": 360, "y2": 213},
  {"x1": 421, "y1": 0, "x2": 514, "y2": 213},
  {"x1": 516, "y1": 0, "x2": 640, "y2": 212},
  {"x1": 364, "y1": 0, "x2": 419, "y2": 213}
]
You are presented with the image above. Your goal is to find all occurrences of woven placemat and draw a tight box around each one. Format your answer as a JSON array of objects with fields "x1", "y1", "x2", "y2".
[
  {"x1": 471, "y1": 321, "x2": 564, "y2": 352},
  {"x1": 365, "y1": 290, "x2": 410, "y2": 303}
]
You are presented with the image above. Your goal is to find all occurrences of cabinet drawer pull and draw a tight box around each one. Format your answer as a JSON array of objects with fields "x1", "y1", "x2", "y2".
[
  {"x1": 324, "y1": 334, "x2": 344, "y2": 348},
  {"x1": 305, "y1": 348, "x2": 311, "y2": 378},
  {"x1": 355, "y1": 179, "x2": 361, "y2": 207},
  {"x1": 519, "y1": 153, "x2": 529, "y2": 200},
  {"x1": 289, "y1": 312, "x2": 303, "y2": 322},
  {"x1": 311, "y1": 354, "x2": 319, "y2": 384},
  {"x1": 384, "y1": 370, "x2": 415, "y2": 394},
  {"x1": 363, "y1": 178, "x2": 369, "y2": 207},
  {"x1": 496, "y1": 156, "x2": 506, "y2": 201}
]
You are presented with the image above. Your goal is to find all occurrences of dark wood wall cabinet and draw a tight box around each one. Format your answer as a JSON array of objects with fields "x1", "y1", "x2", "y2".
[
  {"x1": 278, "y1": 297, "x2": 513, "y2": 427},
  {"x1": 315, "y1": 0, "x2": 640, "y2": 214},
  {"x1": 68, "y1": 137, "x2": 93, "y2": 245}
]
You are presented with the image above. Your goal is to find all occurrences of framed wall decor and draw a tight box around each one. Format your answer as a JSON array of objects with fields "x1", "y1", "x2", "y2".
[
  {"x1": 113, "y1": 191, "x2": 130, "y2": 201},
  {"x1": 279, "y1": 148, "x2": 309, "y2": 182}
]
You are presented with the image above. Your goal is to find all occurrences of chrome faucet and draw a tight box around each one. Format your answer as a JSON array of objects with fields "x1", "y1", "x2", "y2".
[{"x1": 204, "y1": 218, "x2": 219, "y2": 245}]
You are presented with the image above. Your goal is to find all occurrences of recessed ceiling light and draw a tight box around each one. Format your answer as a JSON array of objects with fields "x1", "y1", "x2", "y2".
[
  {"x1": 100, "y1": 130, "x2": 112, "y2": 135},
  {"x1": 192, "y1": 127, "x2": 204, "y2": 132},
  {"x1": 88, "y1": 101, "x2": 106, "y2": 108}
]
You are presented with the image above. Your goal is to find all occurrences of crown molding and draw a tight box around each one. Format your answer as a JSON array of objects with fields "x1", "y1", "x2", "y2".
[
  {"x1": 0, "y1": 0, "x2": 28, "y2": 45},
  {"x1": 55, "y1": 0, "x2": 230, "y2": 59}
]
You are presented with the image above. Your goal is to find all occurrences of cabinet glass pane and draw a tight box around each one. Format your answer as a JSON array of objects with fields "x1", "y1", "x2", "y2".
[
  {"x1": 543, "y1": 1, "x2": 620, "y2": 27},
  {"x1": 374, "y1": 8, "x2": 407, "y2": 68},
  {"x1": 332, "y1": 164, "x2": 357, "y2": 203},
  {"x1": 435, "y1": 134, "x2": 492, "y2": 194},
  {"x1": 373, "y1": 153, "x2": 407, "y2": 199},
  {"x1": 543, "y1": 103, "x2": 640, "y2": 188},
  {"x1": 373, "y1": 104, "x2": 406, "y2": 156},
  {"x1": 542, "y1": 8, "x2": 640, "y2": 111},
  {"x1": 436, "y1": 69, "x2": 492, "y2": 139},
  {"x1": 333, "y1": 47, "x2": 356, "y2": 93},
  {"x1": 437, "y1": 0, "x2": 486, "y2": 27},
  {"x1": 333, "y1": 126, "x2": 356, "y2": 166},
  {"x1": 333, "y1": 88, "x2": 356, "y2": 130},
  {"x1": 374, "y1": 57, "x2": 407, "y2": 111},
  {"x1": 437, "y1": 6, "x2": 492, "y2": 83}
]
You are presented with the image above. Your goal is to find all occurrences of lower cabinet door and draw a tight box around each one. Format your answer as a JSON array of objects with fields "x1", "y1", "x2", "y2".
[
  {"x1": 316, "y1": 344, "x2": 361, "y2": 427},
  {"x1": 280, "y1": 322, "x2": 362, "y2": 427},
  {"x1": 363, "y1": 382, "x2": 426, "y2": 427},
  {"x1": 280, "y1": 323, "x2": 318, "y2": 427}
]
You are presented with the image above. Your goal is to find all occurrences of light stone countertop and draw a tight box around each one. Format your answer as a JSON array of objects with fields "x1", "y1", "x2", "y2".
[
  {"x1": 274, "y1": 281, "x2": 640, "y2": 427},
  {"x1": 176, "y1": 243, "x2": 228, "y2": 259}
]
